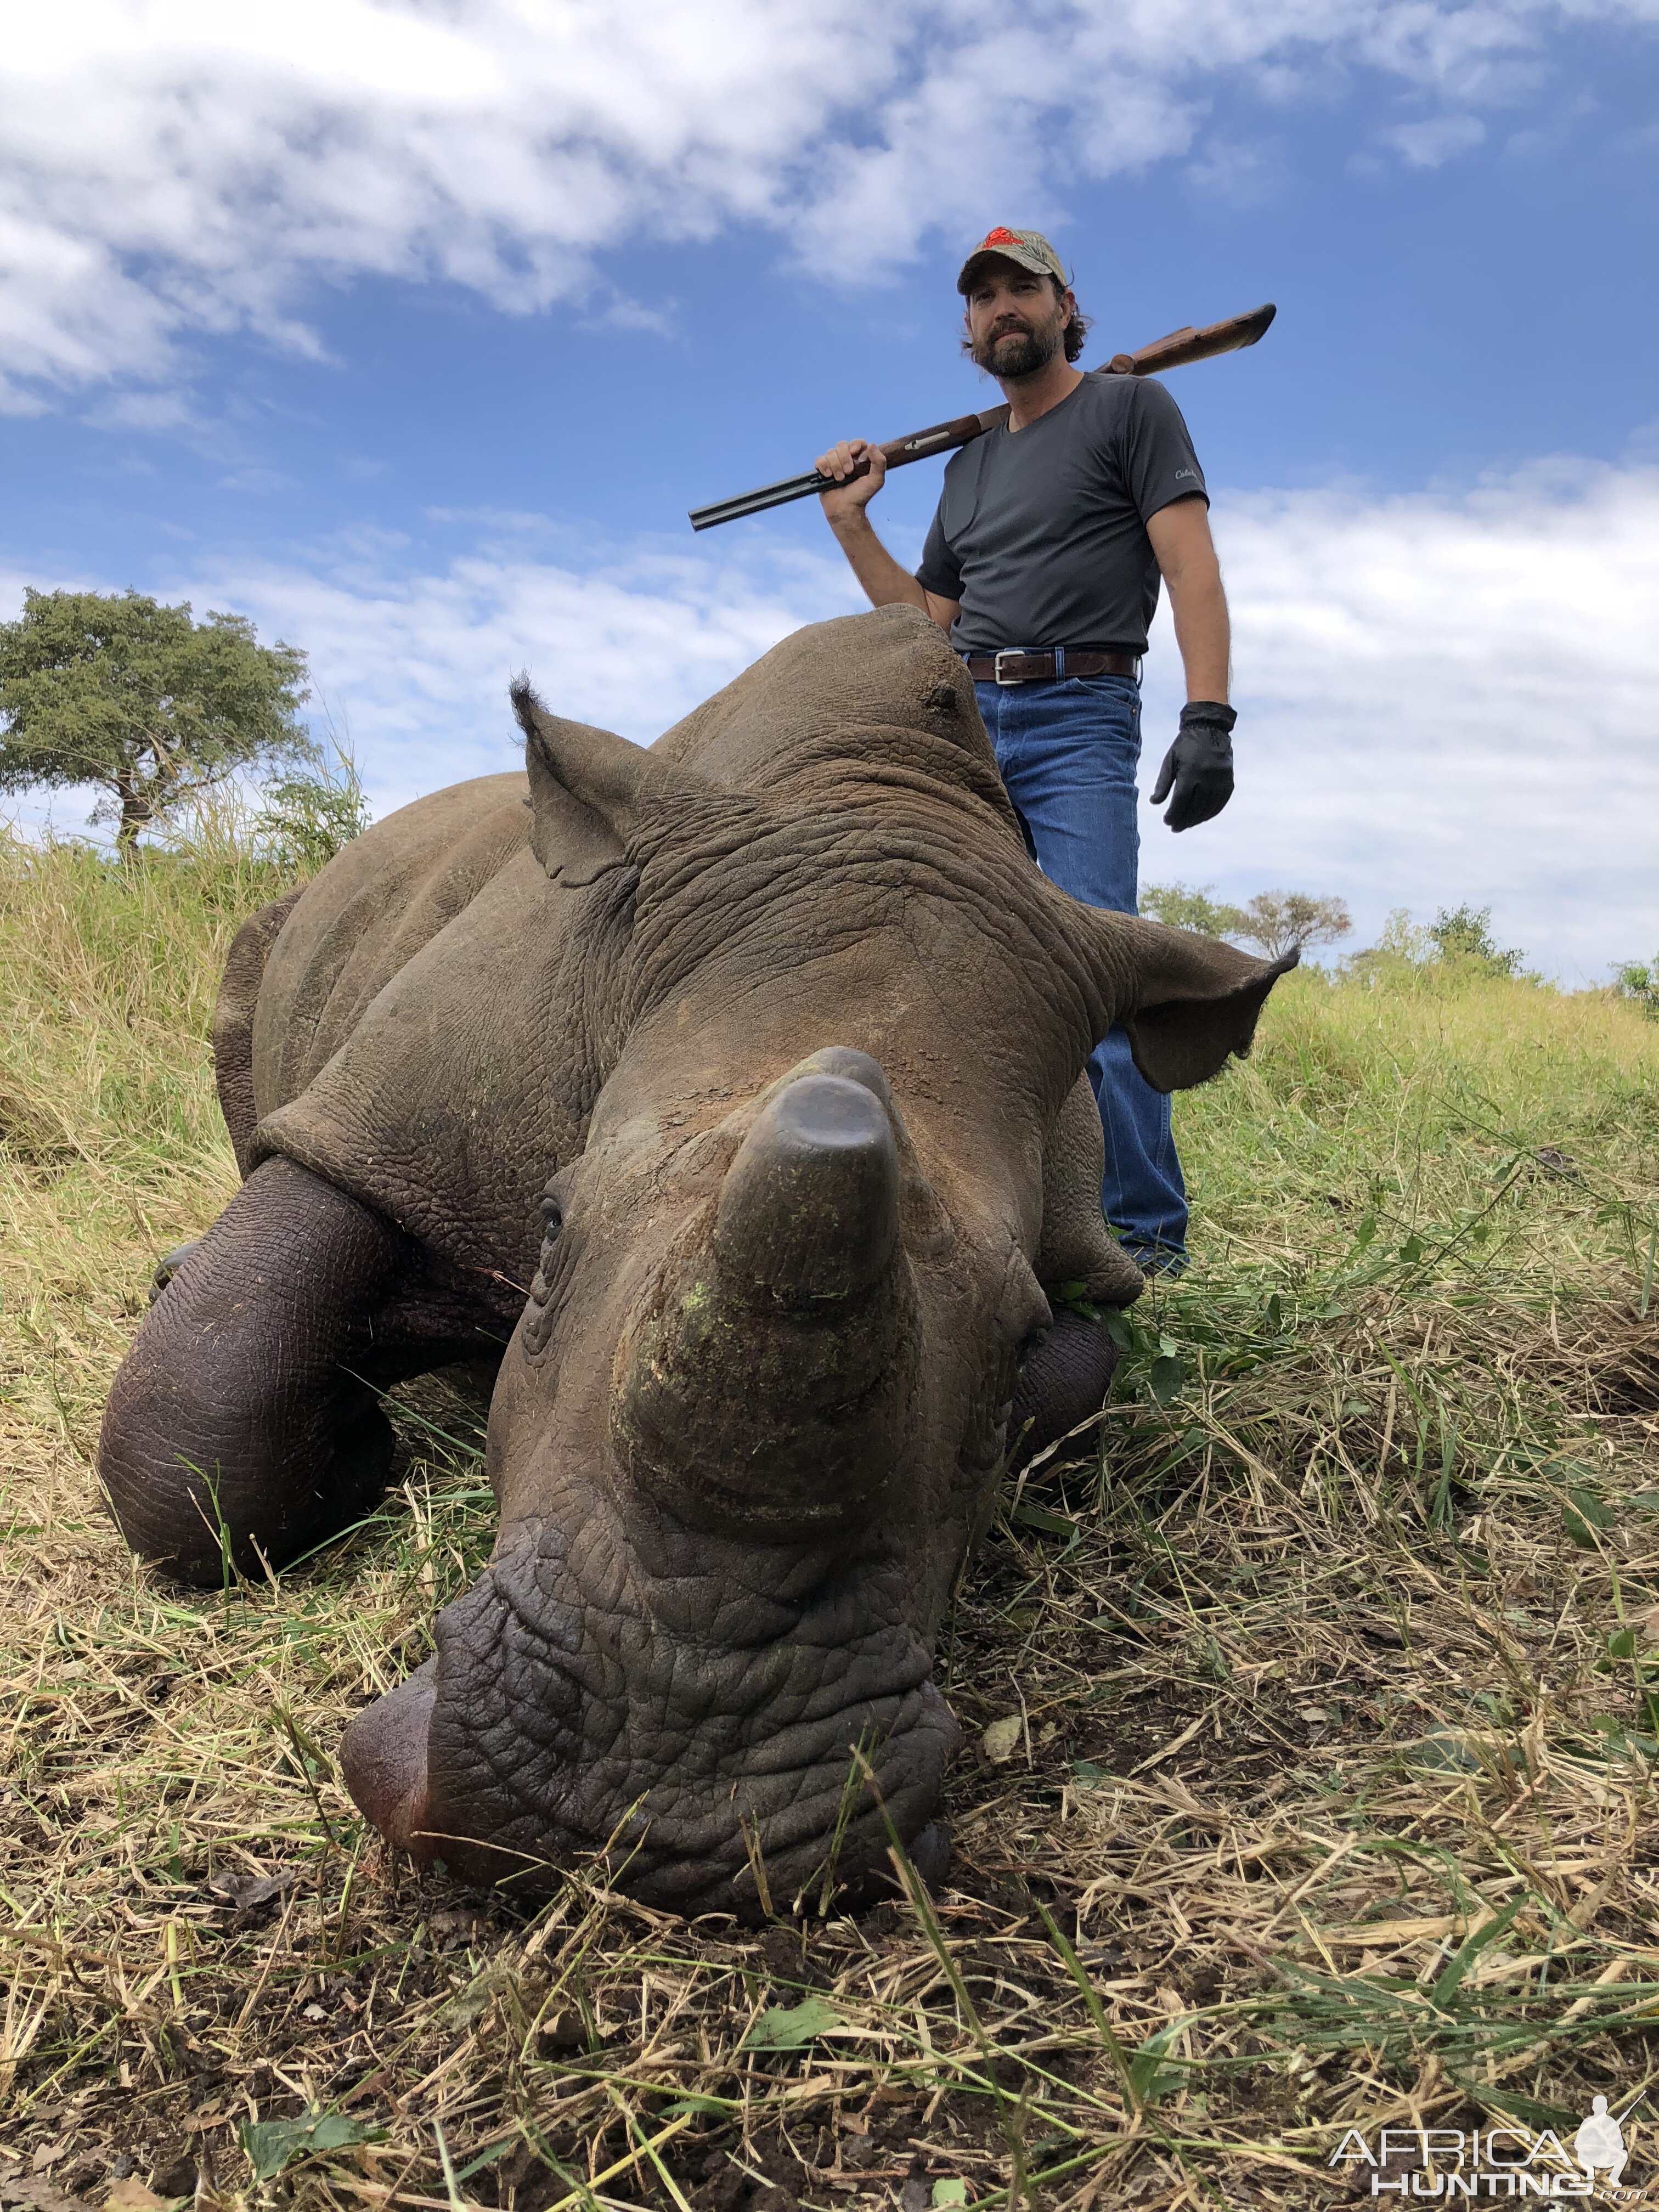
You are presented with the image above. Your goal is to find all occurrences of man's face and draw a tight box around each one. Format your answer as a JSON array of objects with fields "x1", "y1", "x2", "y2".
[{"x1": 963, "y1": 260, "x2": 1074, "y2": 380}]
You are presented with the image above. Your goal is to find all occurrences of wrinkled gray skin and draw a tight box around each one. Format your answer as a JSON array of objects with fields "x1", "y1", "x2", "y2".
[{"x1": 99, "y1": 608, "x2": 1292, "y2": 1917}]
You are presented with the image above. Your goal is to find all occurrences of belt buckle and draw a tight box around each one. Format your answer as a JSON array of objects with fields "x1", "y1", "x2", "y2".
[{"x1": 993, "y1": 646, "x2": 1032, "y2": 686}]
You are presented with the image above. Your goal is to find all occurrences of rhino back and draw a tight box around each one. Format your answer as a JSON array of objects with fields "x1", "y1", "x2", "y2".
[{"x1": 252, "y1": 775, "x2": 531, "y2": 1118}]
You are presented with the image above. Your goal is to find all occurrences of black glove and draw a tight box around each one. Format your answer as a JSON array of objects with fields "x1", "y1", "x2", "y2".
[{"x1": 1149, "y1": 702, "x2": 1236, "y2": 831}]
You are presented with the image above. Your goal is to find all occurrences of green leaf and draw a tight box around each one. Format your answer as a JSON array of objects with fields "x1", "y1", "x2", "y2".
[
  {"x1": 242, "y1": 2110, "x2": 383, "y2": 2182},
  {"x1": 1607, "y1": 1628, "x2": 1638, "y2": 1660},
  {"x1": 1629, "y1": 1493, "x2": 1659, "y2": 1514},
  {"x1": 1148, "y1": 1355, "x2": 1186, "y2": 1406},
  {"x1": 1127, "y1": 2018, "x2": 1190, "y2": 2103},
  {"x1": 1566, "y1": 1485, "x2": 1616, "y2": 1530},
  {"x1": 1353, "y1": 1213, "x2": 1378, "y2": 1249},
  {"x1": 1462, "y1": 2080, "x2": 1584, "y2": 2133},
  {"x1": 1406, "y1": 1726, "x2": 1481, "y2": 1773},
  {"x1": 1104, "y1": 1310, "x2": 1136, "y2": 1352},
  {"x1": 1072, "y1": 1760, "x2": 1109, "y2": 1786},
  {"x1": 1398, "y1": 1233, "x2": 1425, "y2": 1264},
  {"x1": 453, "y1": 2139, "x2": 517, "y2": 2184},
  {"x1": 932, "y1": 2183, "x2": 969, "y2": 2208},
  {"x1": 1429, "y1": 1896, "x2": 1524, "y2": 2011},
  {"x1": 741, "y1": 1995, "x2": 845, "y2": 2050},
  {"x1": 1013, "y1": 1503, "x2": 1079, "y2": 1539}
]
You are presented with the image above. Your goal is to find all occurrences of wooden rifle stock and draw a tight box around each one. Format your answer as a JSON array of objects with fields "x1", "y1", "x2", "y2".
[{"x1": 687, "y1": 302, "x2": 1274, "y2": 532}]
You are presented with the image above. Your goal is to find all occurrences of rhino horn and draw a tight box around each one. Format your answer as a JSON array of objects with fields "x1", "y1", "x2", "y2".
[
  {"x1": 612, "y1": 1056, "x2": 915, "y2": 1537},
  {"x1": 511, "y1": 676, "x2": 736, "y2": 886},
  {"x1": 714, "y1": 1068, "x2": 900, "y2": 1308}
]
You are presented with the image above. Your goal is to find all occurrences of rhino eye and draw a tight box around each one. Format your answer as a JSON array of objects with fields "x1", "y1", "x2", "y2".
[{"x1": 539, "y1": 1195, "x2": 564, "y2": 1238}]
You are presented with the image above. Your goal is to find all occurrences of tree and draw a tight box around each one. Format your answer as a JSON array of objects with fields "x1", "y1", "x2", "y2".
[
  {"x1": 1428, "y1": 904, "x2": 1523, "y2": 977},
  {"x1": 1229, "y1": 890, "x2": 1352, "y2": 961},
  {"x1": 1139, "y1": 881, "x2": 1247, "y2": 936},
  {"x1": 0, "y1": 589, "x2": 312, "y2": 851}
]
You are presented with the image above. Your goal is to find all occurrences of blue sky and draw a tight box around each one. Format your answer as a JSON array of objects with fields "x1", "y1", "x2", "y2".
[{"x1": 2, "y1": 0, "x2": 1655, "y2": 977}]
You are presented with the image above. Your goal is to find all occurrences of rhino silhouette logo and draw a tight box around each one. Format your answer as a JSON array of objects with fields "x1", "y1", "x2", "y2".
[{"x1": 1575, "y1": 2098, "x2": 1627, "y2": 2191}]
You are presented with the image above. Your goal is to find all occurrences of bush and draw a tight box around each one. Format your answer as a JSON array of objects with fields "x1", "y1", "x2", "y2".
[
  {"x1": 1428, "y1": 904, "x2": 1525, "y2": 977},
  {"x1": 251, "y1": 756, "x2": 370, "y2": 875},
  {"x1": 1139, "y1": 881, "x2": 1245, "y2": 936},
  {"x1": 1615, "y1": 958, "x2": 1659, "y2": 1017}
]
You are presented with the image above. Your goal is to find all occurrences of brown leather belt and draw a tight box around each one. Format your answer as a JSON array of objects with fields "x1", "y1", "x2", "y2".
[{"x1": 963, "y1": 647, "x2": 1141, "y2": 684}]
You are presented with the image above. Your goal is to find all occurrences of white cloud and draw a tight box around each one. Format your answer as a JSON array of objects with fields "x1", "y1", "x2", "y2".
[
  {"x1": 178, "y1": 532, "x2": 869, "y2": 799},
  {"x1": 5, "y1": 459, "x2": 1654, "y2": 978},
  {"x1": 2, "y1": 0, "x2": 1655, "y2": 405},
  {"x1": 1383, "y1": 113, "x2": 1488, "y2": 165},
  {"x1": 1140, "y1": 459, "x2": 1659, "y2": 978}
]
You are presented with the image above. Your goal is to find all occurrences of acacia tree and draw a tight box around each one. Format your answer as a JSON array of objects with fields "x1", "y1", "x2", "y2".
[
  {"x1": 0, "y1": 589, "x2": 312, "y2": 851},
  {"x1": 1140, "y1": 881, "x2": 1351, "y2": 960},
  {"x1": 1229, "y1": 890, "x2": 1352, "y2": 960}
]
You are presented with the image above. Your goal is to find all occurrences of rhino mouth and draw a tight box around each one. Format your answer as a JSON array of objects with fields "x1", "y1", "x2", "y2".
[{"x1": 342, "y1": 1513, "x2": 961, "y2": 1915}]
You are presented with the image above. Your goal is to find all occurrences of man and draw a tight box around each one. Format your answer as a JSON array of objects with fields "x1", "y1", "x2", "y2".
[{"x1": 816, "y1": 225, "x2": 1235, "y2": 1274}]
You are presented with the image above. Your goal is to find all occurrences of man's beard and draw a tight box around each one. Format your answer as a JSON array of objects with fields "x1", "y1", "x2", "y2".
[{"x1": 972, "y1": 319, "x2": 1063, "y2": 379}]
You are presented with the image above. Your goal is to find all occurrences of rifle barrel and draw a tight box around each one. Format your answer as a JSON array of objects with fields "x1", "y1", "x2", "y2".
[
  {"x1": 689, "y1": 469, "x2": 831, "y2": 533},
  {"x1": 687, "y1": 302, "x2": 1275, "y2": 532}
]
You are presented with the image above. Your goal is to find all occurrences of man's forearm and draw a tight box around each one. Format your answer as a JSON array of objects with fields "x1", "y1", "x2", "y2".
[
  {"x1": 828, "y1": 512, "x2": 929, "y2": 615},
  {"x1": 1165, "y1": 562, "x2": 1231, "y2": 703}
]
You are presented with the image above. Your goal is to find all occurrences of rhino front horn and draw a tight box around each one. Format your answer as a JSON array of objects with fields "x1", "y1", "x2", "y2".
[
  {"x1": 714, "y1": 1071, "x2": 900, "y2": 1307},
  {"x1": 612, "y1": 1059, "x2": 916, "y2": 1537}
]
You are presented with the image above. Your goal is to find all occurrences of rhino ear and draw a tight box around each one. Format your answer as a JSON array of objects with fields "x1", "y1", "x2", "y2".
[
  {"x1": 511, "y1": 676, "x2": 726, "y2": 885},
  {"x1": 1101, "y1": 918, "x2": 1297, "y2": 1093}
]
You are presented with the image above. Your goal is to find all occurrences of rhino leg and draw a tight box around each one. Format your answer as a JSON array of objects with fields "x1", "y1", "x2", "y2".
[{"x1": 99, "y1": 1156, "x2": 410, "y2": 1587}]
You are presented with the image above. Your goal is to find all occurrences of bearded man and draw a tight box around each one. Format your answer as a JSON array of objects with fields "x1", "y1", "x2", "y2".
[{"x1": 816, "y1": 227, "x2": 1235, "y2": 1276}]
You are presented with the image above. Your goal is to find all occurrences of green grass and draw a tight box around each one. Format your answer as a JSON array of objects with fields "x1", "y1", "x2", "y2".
[{"x1": 2, "y1": 828, "x2": 1657, "y2": 2210}]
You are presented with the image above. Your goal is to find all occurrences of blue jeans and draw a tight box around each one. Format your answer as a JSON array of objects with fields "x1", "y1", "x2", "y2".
[{"x1": 974, "y1": 670, "x2": 1188, "y2": 1260}]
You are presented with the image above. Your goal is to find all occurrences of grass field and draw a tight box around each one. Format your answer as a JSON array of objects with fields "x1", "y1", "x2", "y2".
[{"x1": 2, "y1": 826, "x2": 1657, "y2": 2211}]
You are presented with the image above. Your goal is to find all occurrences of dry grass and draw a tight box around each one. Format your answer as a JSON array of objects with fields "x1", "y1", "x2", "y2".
[{"x1": 2, "y1": 828, "x2": 1658, "y2": 2210}]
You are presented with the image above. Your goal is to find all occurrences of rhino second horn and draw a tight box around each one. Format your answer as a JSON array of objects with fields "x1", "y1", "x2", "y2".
[{"x1": 714, "y1": 1074, "x2": 900, "y2": 1307}]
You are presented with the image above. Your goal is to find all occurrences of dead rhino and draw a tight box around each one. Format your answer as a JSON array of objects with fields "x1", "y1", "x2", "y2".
[{"x1": 99, "y1": 607, "x2": 1291, "y2": 1915}]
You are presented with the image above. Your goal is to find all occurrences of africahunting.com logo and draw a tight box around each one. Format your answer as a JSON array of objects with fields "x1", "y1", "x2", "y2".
[{"x1": 1329, "y1": 2102, "x2": 1639, "y2": 2197}]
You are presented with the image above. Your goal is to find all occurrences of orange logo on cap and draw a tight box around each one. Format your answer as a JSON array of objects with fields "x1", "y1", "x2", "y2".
[{"x1": 980, "y1": 227, "x2": 1020, "y2": 247}]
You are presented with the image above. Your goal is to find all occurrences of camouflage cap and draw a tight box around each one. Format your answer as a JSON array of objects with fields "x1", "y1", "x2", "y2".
[{"x1": 956, "y1": 226, "x2": 1068, "y2": 295}]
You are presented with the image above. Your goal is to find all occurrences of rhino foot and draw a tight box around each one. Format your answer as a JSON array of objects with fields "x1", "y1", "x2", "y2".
[{"x1": 1009, "y1": 1308, "x2": 1120, "y2": 1464}]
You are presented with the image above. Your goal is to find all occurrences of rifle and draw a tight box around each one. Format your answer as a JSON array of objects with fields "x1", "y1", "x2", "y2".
[{"x1": 687, "y1": 303, "x2": 1274, "y2": 533}]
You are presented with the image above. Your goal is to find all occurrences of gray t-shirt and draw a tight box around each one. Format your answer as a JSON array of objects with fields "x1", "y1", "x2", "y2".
[{"x1": 914, "y1": 373, "x2": 1207, "y2": 655}]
